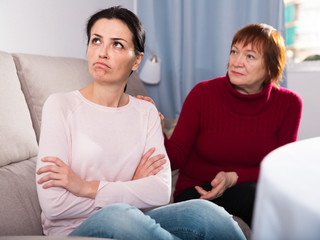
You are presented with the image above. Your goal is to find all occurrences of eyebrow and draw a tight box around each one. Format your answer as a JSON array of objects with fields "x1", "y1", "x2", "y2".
[
  {"x1": 245, "y1": 49, "x2": 257, "y2": 54},
  {"x1": 232, "y1": 45, "x2": 258, "y2": 54},
  {"x1": 111, "y1": 37, "x2": 127, "y2": 43},
  {"x1": 91, "y1": 33, "x2": 127, "y2": 43},
  {"x1": 92, "y1": 33, "x2": 102, "y2": 38}
]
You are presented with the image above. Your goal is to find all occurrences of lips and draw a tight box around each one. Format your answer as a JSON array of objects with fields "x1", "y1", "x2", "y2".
[
  {"x1": 94, "y1": 61, "x2": 111, "y2": 69},
  {"x1": 231, "y1": 70, "x2": 244, "y2": 76}
]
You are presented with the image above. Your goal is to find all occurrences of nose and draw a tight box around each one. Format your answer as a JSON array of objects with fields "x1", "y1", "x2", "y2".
[
  {"x1": 99, "y1": 45, "x2": 109, "y2": 59},
  {"x1": 232, "y1": 54, "x2": 245, "y2": 67}
]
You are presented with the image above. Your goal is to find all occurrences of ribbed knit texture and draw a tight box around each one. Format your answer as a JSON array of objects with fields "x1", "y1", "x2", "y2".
[{"x1": 165, "y1": 75, "x2": 302, "y2": 198}]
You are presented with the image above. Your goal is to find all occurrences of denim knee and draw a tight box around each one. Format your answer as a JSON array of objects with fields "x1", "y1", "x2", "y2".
[
  {"x1": 176, "y1": 199, "x2": 229, "y2": 223},
  {"x1": 98, "y1": 203, "x2": 134, "y2": 220},
  {"x1": 92, "y1": 203, "x2": 145, "y2": 231},
  {"x1": 70, "y1": 203, "x2": 144, "y2": 238},
  {"x1": 188, "y1": 199, "x2": 231, "y2": 217},
  {"x1": 70, "y1": 203, "x2": 177, "y2": 240},
  {"x1": 177, "y1": 199, "x2": 246, "y2": 240}
]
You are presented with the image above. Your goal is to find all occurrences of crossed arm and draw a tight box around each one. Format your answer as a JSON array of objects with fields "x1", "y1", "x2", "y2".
[{"x1": 37, "y1": 147, "x2": 167, "y2": 199}]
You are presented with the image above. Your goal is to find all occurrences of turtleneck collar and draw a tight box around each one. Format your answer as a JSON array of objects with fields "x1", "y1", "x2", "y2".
[{"x1": 223, "y1": 73, "x2": 273, "y2": 115}]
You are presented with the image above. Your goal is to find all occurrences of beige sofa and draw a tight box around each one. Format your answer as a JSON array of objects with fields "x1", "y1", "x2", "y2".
[{"x1": 0, "y1": 50, "x2": 250, "y2": 239}]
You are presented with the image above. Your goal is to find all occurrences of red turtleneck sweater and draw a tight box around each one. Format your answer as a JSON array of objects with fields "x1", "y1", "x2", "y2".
[{"x1": 165, "y1": 75, "x2": 302, "y2": 198}]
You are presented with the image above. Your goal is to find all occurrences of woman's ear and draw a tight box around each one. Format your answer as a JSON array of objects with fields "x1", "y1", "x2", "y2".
[{"x1": 131, "y1": 52, "x2": 144, "y2": 71}]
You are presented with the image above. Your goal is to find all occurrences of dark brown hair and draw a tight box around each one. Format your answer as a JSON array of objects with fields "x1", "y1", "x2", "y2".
[
  {"x1": 86, "y1": 6, "x2": 145, "y2": 56},
  {"x1": 231, "y1": 23, "x2": 286, "y2": 87}
]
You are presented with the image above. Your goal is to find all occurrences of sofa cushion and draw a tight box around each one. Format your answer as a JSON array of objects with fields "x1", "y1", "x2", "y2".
[
  {"x1": 13, "y1": 53, "x2": 93, "y2": 142},
  {"x1": 0, "y1": 157, "x2": 43, "y2": 235},
  {"x1": 126, "y1": 71, "x2": 148, "y2": 97},
  {"x1": 0, "y1": 51, "x2": 38, "y2": 167}
]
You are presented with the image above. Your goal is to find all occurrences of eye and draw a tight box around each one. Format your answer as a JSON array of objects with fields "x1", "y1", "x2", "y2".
[
  {"x1": 230, "y1": 49, "x2": 237, "y2": 55},
  {"x1": 247, "y1": 54, "x2": 255, "y2": 59},
  {"x1": 113, "y1": 41, "x2": 124, "y2": 49},
  {"x1": 91, "y1": 38, "x2": 101, "y2": 45}
]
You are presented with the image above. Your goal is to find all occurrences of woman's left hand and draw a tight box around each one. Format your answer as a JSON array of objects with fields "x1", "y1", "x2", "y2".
[
  {"x1": 37, "y1": 157, "x2": 99, "y2": 199},
  {"x1": 194, "y1": 171, "x2": 238, "y2": 200},
  {"x1": 132, "y1": 147, "x2": 166, "y2": 180}
]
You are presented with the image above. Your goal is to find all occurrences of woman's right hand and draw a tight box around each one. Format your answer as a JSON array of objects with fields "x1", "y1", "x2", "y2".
[
  {"x1": 195, "y1": 171, "x2": 238, "y2": 200},
  {"x1": 132, "y1": 147, "x2": 166, "y2": 180},
  {"x1": 37, "y1": 157, "x2": 99, "y2": 199},
  {"x1": 136, "y1": 95, "x2": 165, "y2": 130}
]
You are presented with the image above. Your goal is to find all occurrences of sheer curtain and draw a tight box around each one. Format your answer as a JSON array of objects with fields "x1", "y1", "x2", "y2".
[{"x1": 137, "y1": 0, "x2": 285, "y2": 118}]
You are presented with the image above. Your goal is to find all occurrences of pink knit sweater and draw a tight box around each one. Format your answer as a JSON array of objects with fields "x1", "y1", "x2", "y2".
[{"x1": 36, "y1": 91, "x2": 171, "y2": 235}]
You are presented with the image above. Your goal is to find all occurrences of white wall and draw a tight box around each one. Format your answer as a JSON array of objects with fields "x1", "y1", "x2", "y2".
[
  {"x1": 287, "y1": 61, "x2": 320, "y2": 140},
  {"x1": 0, "y1": 0, "x2": 135, "y2": 59}
]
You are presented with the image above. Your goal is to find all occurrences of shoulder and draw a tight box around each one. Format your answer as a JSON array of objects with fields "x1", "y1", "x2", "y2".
[
  {"x1": 275, "y1": 87, "x2": 303, "y2": 108},
  {"x1": 129, "y1": 96, "x2": 160, "y2": 127},
  {"x1": 194, "y1": 76, "x2": 224, "y2": 89},
  {"x1": 43, "y1": 91, "x2": 82, "y2": 116},
  {"x1": 187, "y1": 76, "x2": 225, "y2": 100},
  {"x1": 45, "y1": 91, "x2": 75, "y2": 104},
  {"x1": 130, "y1": 96, "x2": 158, "y2": 115}
]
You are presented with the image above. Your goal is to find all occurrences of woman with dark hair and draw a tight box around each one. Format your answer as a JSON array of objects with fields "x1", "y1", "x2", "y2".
[
  {"x1": 36, "y1": 6, "x2": 245, "y2": 240},
  {"x1": 140, "y1": 23, "x2": 302, "y2": 227}
]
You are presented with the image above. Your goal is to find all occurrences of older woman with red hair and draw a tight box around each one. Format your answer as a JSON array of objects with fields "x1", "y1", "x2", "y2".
[{"x1": 142, "y1": 23, "x2": 302, "y2": 227}]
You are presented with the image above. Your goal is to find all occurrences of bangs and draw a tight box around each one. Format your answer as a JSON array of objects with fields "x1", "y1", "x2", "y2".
[{"x1": 231, "y1": 28, "x2": 268, "y2": 54}]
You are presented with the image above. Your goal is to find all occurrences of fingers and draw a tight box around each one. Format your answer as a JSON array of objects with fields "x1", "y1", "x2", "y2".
[
  {"x1": 201, "y1": 188, "x2": 223, "y2": 200},
  {"x1": 211, "y1": 171, "x2": 225, "y2": 188},
  {"x1": 195, "y1": 183, "x2": 224, "y2": 200},
  {"x1": 133, "y1": 148, "x2": 167, "y2": 180},
  {"x1": 210, "y1": 179, "x2": 219, "y2": 188},
  {"x1": 37, "y1": 157, "x2": 66, "y2": 186},
  {"x1": 200, "y1": 172, "x2": 226, "y2": 199},
  {"x1": 149, "y1": 159, "x2": 166, "y2": 175},
  {"x1": 37, "y1": 164, "x2": 60, "y2": 175},
  {"x1": 37, "y1": 157, "x2": 64, "y2": 175},
  {"x1": 198, "y1": 172, "x2": 237, "y2": 200},
  {"x1": 141, "y1": 154, "x2": 166, "y2": 177},
  {"x1": 159, "y1": 112, "x2": 165, "y2": 130},
  {"x1": 140, "y1": 148, "x2": 156, "y2": 166},
  {"x1": 145, "y1": 153, "x2": 165, "y2": 168},
  {"x1": 195, "y1": 186, "x2": 208, "y2": 196},
  {"x1": 41, "y1": 156, "x2": 65, "y2": 167},
  {"x1": 37, "y1": 172, "x2": 60, "y2": 185},
  {"x1": 135, "y1": 95, "x2": 156, "y2": 106}
]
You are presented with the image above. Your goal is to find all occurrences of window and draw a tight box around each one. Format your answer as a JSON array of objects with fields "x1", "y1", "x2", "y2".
[{"x1": 285, "y1": 0, "x2": 320, "y2": 62}]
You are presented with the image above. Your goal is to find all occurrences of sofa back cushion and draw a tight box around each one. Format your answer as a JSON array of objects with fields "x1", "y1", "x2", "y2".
[
  {"x1": 13, "y1": 53, "x2": 148, "y2": 142},
  {"x1": 13, "y1": 53, "x2": 92, "y2": 142},
  {"x1": 126, "y1": 71, "x2": 148, "y2": 97},
  {"x1": 0, "y1": 51, "x2": 38, "y2": 167}
]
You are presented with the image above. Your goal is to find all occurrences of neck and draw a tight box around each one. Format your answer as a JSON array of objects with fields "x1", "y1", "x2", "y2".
[
  {"x1": 233, "y1": 84, "x2": 264, "y2": 95},
  {"x1": 80, "y1": 82, "x2": 128, "y2": 108}
]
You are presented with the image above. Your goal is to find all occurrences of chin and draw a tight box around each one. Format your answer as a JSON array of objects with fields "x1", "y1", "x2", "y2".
[{"x1": 229, "y1": 75, "x2": 240, "y2": 84}]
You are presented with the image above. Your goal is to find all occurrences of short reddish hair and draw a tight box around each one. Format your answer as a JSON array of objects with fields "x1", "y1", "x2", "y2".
[{"x1": 231, "y1": 23, "x2": 286, "y2": 87}]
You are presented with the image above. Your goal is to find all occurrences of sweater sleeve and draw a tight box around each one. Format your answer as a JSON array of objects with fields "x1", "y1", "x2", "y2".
[
  {"x1": 36, "y1": 95, "x2": 96, "y2": 220},
  {"x1": 94, "y1": 104, "x2": 172, "y2": 209},
  {"x1": 165, "y1": 84, "x2": 202, "y2": 170},
  {"x1": 277, "y1": 91, "x2": 303, "y2": 147}
]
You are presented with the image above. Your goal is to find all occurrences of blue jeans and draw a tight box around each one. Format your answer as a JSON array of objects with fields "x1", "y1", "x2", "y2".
[{"x1": 69, "y1": 199, "x2": 246, "y2": 240}]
